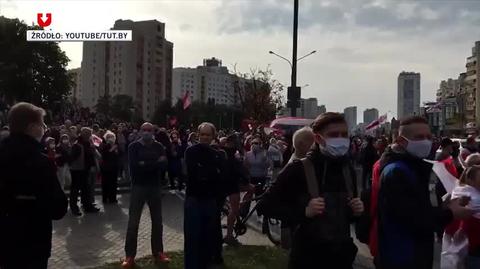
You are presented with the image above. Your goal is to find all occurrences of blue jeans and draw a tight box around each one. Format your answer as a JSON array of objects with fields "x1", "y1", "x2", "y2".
[
  {"x1": 466, "y1": 255, "x2": 480, "y2": 269},
  {"x1": 184, "y1": 197, "x2": 218, "y2": 269},
  {"x1": 125, "y1": 185, "x2": 164, "y2": 257}
]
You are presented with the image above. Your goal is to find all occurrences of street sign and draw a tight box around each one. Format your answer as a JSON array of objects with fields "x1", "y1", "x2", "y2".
[{"x1": 287, "y1": 86, "x2": 301, "y2": 100}]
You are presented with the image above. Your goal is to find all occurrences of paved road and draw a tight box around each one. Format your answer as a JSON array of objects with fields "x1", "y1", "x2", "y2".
[{"x1": 50, "y1": 192, "x2": 272, "y2": 269}]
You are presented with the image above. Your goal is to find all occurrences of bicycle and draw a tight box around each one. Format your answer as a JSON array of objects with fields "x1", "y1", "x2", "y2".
[{"x1": 221, "y1": 180, "x2": 282, "y2": 246}]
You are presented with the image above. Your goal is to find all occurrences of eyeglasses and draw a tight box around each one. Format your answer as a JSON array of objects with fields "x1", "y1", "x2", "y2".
[{"x1": 251, "y1": 142, "x2": 260, "y2": 145}]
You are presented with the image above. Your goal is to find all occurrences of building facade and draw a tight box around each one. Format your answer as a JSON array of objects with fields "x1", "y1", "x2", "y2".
[
  {"x1": 363, "y1": 108, "x2": 379, "y2": 125},
  {"x1": 80, "y1": 19, "x2": 173, "y2": 120},
  {"x1": 344, "y1": 106, "x2": 357, "y2": 133},
  {"x1": 172, "y1": 58, "x2": 238, "y2": 106},
  {"x1": 397, "y1": 72, "x2": 421, "y2": 119},
  {"x1": 68, "y1": 68, "x2": 82, "y2": 101}
]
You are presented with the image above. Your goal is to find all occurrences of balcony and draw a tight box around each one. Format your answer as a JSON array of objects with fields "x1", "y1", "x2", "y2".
[{"x1": 467, "y1": 56, "x2": 477, "y2": 64}]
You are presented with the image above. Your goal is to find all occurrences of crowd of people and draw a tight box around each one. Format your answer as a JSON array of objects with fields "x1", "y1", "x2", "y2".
[{"x1": 1, "y1": 102, "x2": 480, "y2": 269}]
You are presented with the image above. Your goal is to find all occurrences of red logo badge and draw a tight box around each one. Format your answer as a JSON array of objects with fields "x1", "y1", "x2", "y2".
[{"x1": 37, "y1": 13, "x2": 52, "y2": 28}]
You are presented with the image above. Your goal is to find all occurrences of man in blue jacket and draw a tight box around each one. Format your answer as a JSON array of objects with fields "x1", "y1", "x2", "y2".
[
  {"x1": 122, "y1": 122, "x2": 170, "y2": 268},
  {"x1": 377, "y1": 116, "x2": 473, "y2": 269}
]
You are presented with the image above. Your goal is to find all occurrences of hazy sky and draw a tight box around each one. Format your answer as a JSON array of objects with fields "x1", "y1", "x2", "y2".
[{"x1": 2, "y1": 0, "x2": 480, "y2": 122}]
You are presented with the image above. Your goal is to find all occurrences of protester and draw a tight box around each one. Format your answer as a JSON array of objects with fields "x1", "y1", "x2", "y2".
[
  {"x1": 69, "y1": 127, "x2": 100, "y2": 216},
  {"x1": 184, "y1": 122, "x2": 226, "y2": 269},
  {"x1": 288, "y1": 127, "x2": 315, "y2": 163},
  {"x1": 360, "y1": 136, "x2": 379, "y2": 190},
  {"x1": 56, "y1": 134, "x2": 72, "y2": 190},
  {"x1": 267, "y1": 138, "x2": 283, "y2": 181},
  {"x1": 223, "y1": 134, "x2": 255, "y2": 246},
  {"x1": 168, "y1": 131, "x2": 183, "y2": 190},
  {"x1": 377, "y1": 116, "x2": 473, "y2": 269},
  {"x1": 99, "y1": 131, "x2": 120, "y2": 204},
  {"x1": 0, "y1": 102, "x2": 68, "y2": 269},
  {"x1": 258, "y1": 112, "x2": 364, "y2": 269},
  {"x1": 122, "y1": 123, "x2": 170, "y2": 268},
  {"x1": 454, "y1": 165, "x2": 480, "y2": 268},
  {"x1": 461, "y1": 135, "x2": 479, "y2": 160},
  {"x1": 244, "y1": 136, "x2": 271, "y2": 197}
]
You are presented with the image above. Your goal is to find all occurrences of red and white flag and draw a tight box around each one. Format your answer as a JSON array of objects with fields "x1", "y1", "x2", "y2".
[
  {"x1": 366, "y1": 114, "x2": 388, "y2": 130},
  {"x1": 182, "y1": 91, "x2": 191, "y2": 110}
]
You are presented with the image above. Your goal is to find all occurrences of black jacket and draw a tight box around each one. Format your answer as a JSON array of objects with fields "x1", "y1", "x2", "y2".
[
  {"x1": 99, "y1": 142, "x2": 120, "y2": 173},
  {"x1": 185, "y1": 144, "x2": 226, "y2": 199},
  {"x1": 377, "y1": 147, "x2": 453, "y2": 269},
  {"x1": 257, "y1": 148, "x2": 359, "y2": 268},
  {"x1": 0, "y1": 134, "x2": 68, "y2": 261}
]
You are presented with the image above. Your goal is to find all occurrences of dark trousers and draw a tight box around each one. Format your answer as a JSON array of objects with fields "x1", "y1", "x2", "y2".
[
  {"x1": 0, "y1": 258, "x2": 48, "y2": 269},
  {"x1": 289, "y1": 237, "x2": 357, "y2": 269},
  {"x1": 70, "y1": 170, "x2": 92, "y2": 210},
  {"x1": 125, "y1": 185, "x2": 164, "y2": 257},
  {"x1": 101, "y1": 170, "x2": 118, "y2": 202},
  {"x1": 184, "y1": 197, "x2": 218, "y2": 269}
]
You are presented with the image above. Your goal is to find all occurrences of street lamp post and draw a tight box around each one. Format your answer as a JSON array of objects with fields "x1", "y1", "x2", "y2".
[
  {"x1": 291, "y1": 0, "x2": 299, "y2": 117},
  {"x1": 269, "y1": 0, "x2": 316, "y2": 117}
]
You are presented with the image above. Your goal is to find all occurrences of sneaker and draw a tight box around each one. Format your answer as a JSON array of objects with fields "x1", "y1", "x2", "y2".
[
  {"x1": 121, "y1": 257, "x2": 135, "y2": 268},
  {"x1": 223, "y1": 236, "x2": 241, "y2": 247},
  {"x1": 154, "y1": 252, "x2": 171, "y2": 264}
]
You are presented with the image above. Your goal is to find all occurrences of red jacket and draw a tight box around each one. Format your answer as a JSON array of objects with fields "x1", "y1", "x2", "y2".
[{"x1": 368, "y1": 160, "x2": 381, "y2": 257}]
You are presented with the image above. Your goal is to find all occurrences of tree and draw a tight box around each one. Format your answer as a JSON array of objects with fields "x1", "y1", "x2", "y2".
[
  {"x1": 152, "y1": 99, "x2": 174, "y2": 126},
  {"x1": 95, "y1": 95, "x2": 112, "y2": 116},
  {"x1": 0, "y1": 16, "x2": 73, "y2": 113},
  {"x1": 111, "y1": 94, "x2": 136, "y2": 122},
  {"x1": 230, "y1": 65, "x2": 284, "y2": 124}
]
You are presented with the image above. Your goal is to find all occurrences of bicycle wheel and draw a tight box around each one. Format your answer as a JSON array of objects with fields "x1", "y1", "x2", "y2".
[{"x1": 263, "y1": 217, "x2": 282, "y2": 246}]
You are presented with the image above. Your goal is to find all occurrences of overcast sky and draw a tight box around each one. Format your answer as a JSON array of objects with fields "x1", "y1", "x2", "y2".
[{"x1": 2, "y1": 0, "x2": 480, "y2": 122}]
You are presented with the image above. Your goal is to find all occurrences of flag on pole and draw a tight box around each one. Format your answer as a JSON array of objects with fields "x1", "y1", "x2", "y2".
[
  {"x1": 182, "y1": 91, "x2": 191, "y2": 110},
  {"x1": 366, "y1": 114, "x2": 388, "y2": 130}
]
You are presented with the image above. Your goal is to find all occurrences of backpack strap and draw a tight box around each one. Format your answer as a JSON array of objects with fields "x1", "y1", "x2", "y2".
[
  {"x1": 342, "y1": 164, "x2": 356, "y2": 198},
  {"x1": 301, "y1": 158, "x2": 319, "y2": 198}
]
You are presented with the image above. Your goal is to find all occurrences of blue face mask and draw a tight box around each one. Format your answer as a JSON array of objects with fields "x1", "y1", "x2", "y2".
[
  {"x1": 320, "y1": 138, "x2": 350, "y2": 157},
  {"x1": 402, "y1": 136, "x2": 432, "y2": 159}
]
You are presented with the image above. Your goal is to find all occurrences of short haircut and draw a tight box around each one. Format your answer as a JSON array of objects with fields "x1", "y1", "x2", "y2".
[
  {"x1": 460, "y1": 165, "x2": 480, "y2": 185},
  {"x1": 293, "y1": 127, "x2": 314, "y2": 149},
  {"x1": 7, "y1": 102, "x2": 46, "y2": 134},
  {"x1": 311, "y1": 112, "x2": 346, "y2": 133},
  {"x1": 465, "y1": 153, "x2": 480, "y2": 168},
  {"x1": 399, "y1": 116, "x2": 428, "y2": 126},
  {"x1": 80, "y1": 127, "x2": 92, "y2": 134},
  {"x1": 197, "y1": 122, "x2": 216, "y2": 137}
]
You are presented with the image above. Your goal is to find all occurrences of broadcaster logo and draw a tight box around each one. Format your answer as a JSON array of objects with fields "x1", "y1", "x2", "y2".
[{"x1": 27, "y1": 13, "x2": 132, "y2": 42}]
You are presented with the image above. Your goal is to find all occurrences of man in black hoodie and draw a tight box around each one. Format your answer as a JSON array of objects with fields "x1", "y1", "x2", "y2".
[
  {"x1": 377, "y1": 116, "x2": 473, "y2": 269},
  {"x1": 258, "y1": 112, "x2": 364, "y2": 269},
  {"x1": 0, "y1": 102, "x2": 68, "y2": 269}
]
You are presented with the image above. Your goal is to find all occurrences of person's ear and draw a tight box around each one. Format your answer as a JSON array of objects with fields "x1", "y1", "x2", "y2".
[
  {"x1": 314, "y1": 133, "x2": 326, "y2": 147},
  {"x1": 397, "y1": 135, "x2": 408, "y2": 148}
]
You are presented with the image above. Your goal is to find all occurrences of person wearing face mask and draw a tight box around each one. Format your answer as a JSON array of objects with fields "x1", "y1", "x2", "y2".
[
  {"x1": 99, "y1": 131, "x2": 120, "y2": 204},
  {"x1": 44, "y1": 137, "x2": 58, "y2": 172},
  {"x1": 0, "y1": 102, "x2": 67, "y2": 269},
  {"x1": 122, "y1": 122, "x2": 170, "y2": 268},
  {"x1": 244, "y1": 137, "x2": 272, "y2": 198},
  {"x1": 69, "y1": 127, "x2": 100, "y2": 216},
  {"x1": 257, "y1": 112, "x2": 363, "y2": 269},
  {"x1": 376, "y1": 116, "x2": 474, "y2": 269},
  {"x1": 56, "y1": 134, "x2": 72, "y2": 190}
]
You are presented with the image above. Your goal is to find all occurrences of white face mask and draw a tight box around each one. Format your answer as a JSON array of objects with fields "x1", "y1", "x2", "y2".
[
  {"x1": 320, "y1": 138, "x2": 350, "y2": 157},
  {"x1": 402, "y1": 136, "x2": 432, "y2": 159}
]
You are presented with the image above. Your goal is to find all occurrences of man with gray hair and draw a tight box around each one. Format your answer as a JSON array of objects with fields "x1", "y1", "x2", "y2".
[
  {"x1": 184, "y1": 122, "x2": 227, "y2": 269},
  {"x1": 122, "y1": 122, "x2": 170, "y2": 268}
]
